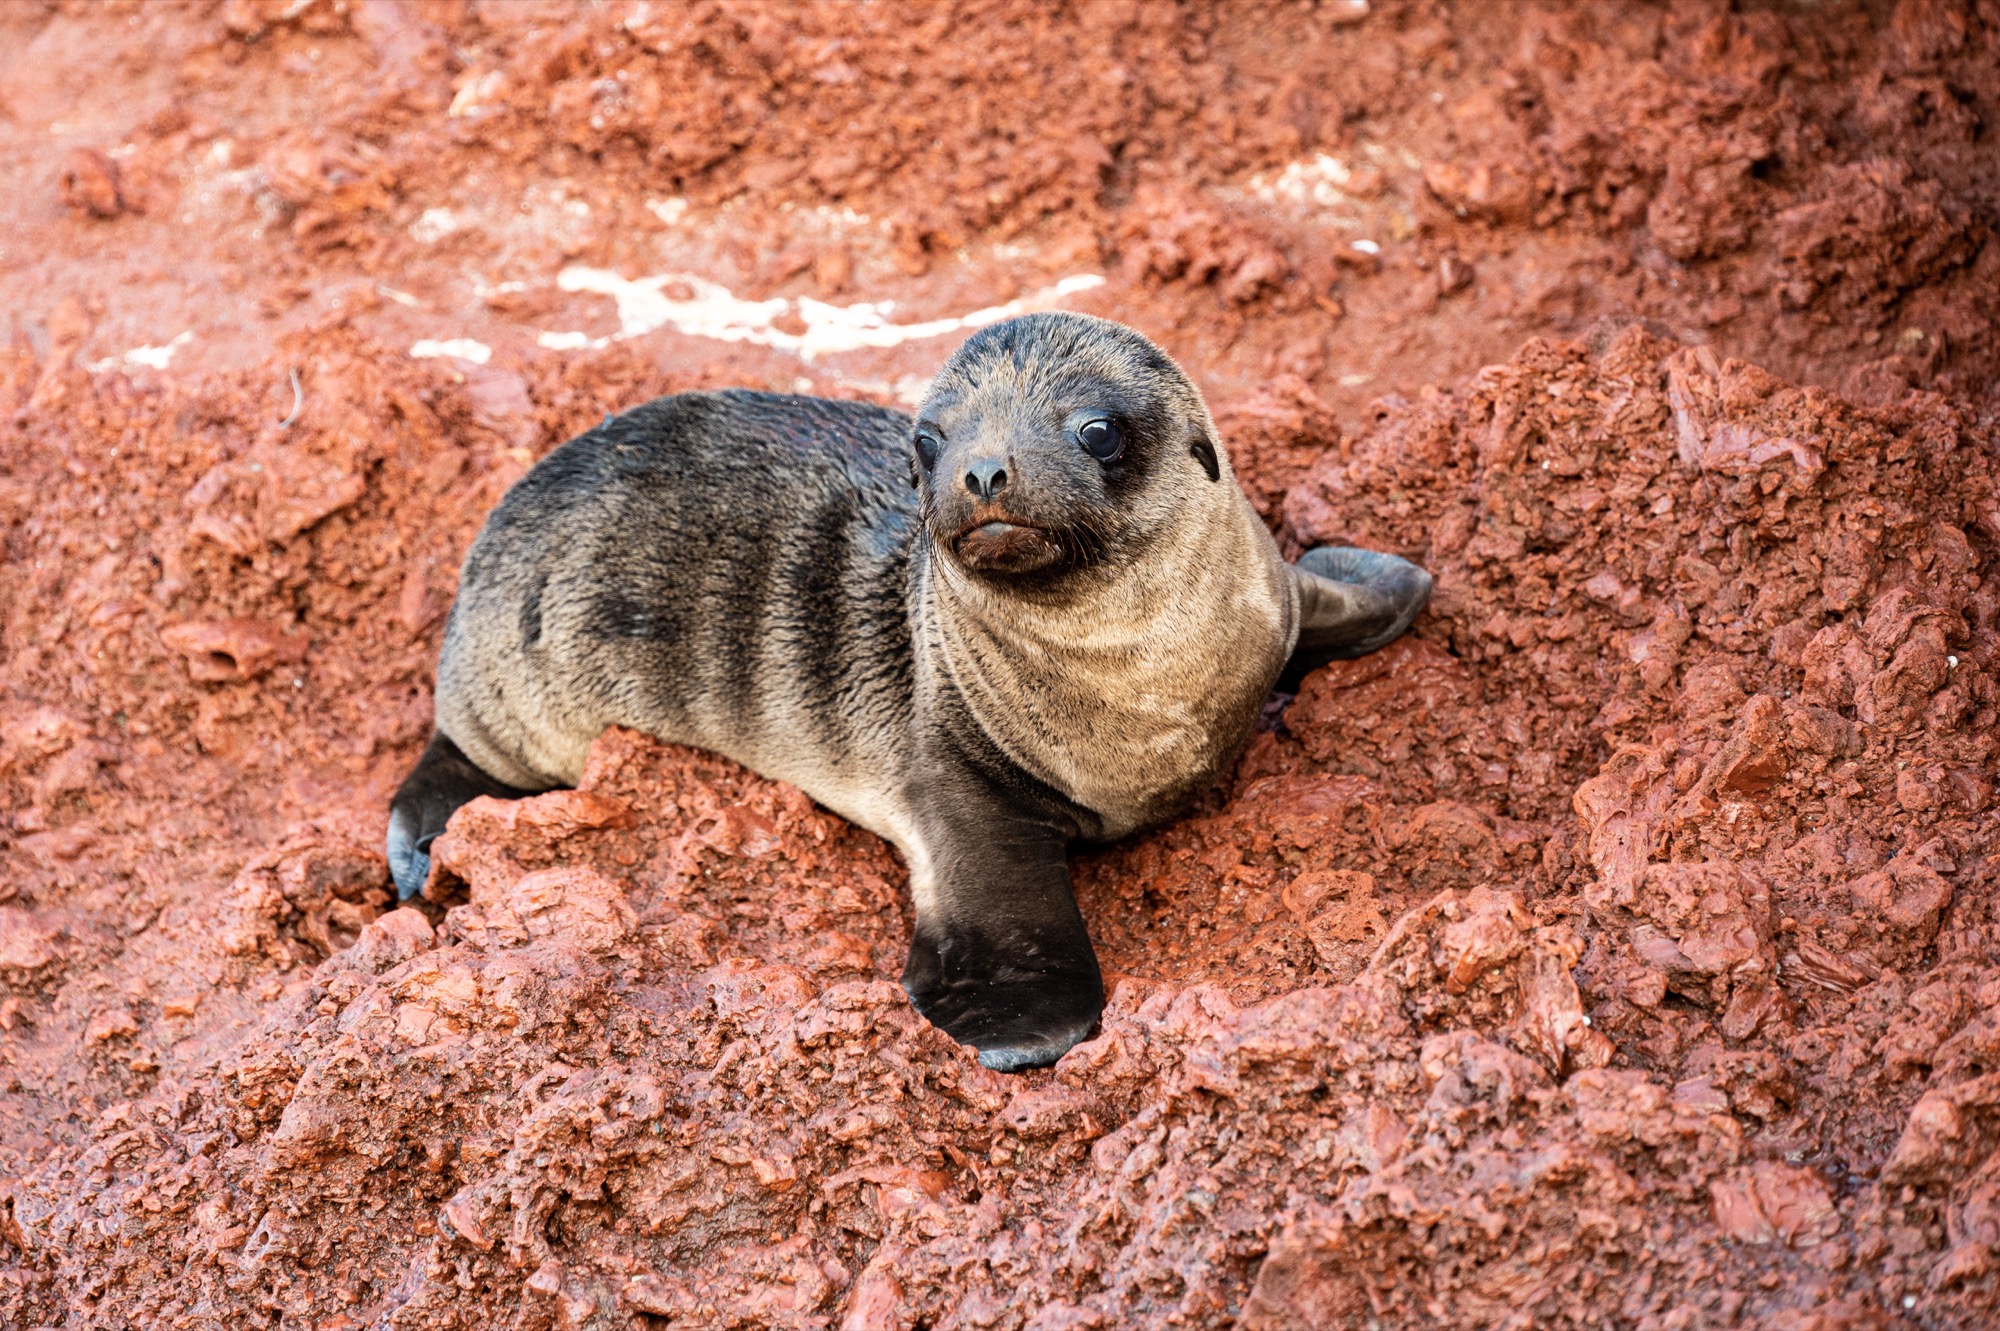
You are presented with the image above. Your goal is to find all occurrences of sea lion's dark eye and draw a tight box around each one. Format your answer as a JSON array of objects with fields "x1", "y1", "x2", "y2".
[
  {"x1": 1077, "y1": 418, "x2": 1123, "y2": 462},
  {"x1": 914, "y1": 432, "x2": 940, "y2": 471}
]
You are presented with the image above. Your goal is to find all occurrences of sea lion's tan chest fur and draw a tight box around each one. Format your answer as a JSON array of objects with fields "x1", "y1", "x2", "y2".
[{"x1": 927, "y1": 490, "x2": 1296, "y2": 839}]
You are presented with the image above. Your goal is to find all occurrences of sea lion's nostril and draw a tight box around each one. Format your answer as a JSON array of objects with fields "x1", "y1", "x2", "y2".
[{"x1": 965, "y1": 458, "x2": 1009, "y2": 499}]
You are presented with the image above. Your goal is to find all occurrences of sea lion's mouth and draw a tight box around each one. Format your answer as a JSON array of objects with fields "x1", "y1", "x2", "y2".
[{"x1": 950, "y1": 519, "x2": 1066, "y2": 575}]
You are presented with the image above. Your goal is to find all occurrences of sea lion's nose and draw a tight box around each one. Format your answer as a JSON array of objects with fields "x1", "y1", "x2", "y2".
[{"x1": 964, "y1": 457, "x2": 1010, "y2": 500}]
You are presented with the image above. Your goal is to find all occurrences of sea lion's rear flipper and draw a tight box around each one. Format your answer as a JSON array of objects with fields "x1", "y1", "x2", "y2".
[
  {"x1": 386, "y1": 732, "x2": 534, "y2": 900},
  {"x1": 1279, "y1": 546, "x2": 1434, "y2": 691}
]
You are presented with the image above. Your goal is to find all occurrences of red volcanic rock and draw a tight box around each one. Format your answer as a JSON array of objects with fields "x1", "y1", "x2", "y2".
[
  {"x1": 159, "y1": 618, "x2": 309, "y2": 682},
  {"x1": 3, "y1": 4, "x2": 2000, "y2": 1329},
  {"x1": 58, "y1": 148, "x2": 123, "y2": 218}
]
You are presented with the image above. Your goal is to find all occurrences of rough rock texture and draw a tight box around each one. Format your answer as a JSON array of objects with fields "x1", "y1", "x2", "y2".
[{"x1": 2, "y1": 2, "x2": 1998, "y2": 1328}]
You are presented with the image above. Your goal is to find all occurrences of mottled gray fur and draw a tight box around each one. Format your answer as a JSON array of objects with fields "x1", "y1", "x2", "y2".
[{"x1": 390, "y1": 313, "x2": 1431, "y2": 1070}]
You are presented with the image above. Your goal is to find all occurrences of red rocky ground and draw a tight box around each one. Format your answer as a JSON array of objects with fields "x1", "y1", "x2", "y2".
[{"x1": 0, "y1": 2, "x2": 1997, "y2": 1328}]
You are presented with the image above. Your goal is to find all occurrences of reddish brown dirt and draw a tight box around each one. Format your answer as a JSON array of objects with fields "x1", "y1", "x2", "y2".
[{"x1": 2, "y1": 2, "x2": 1998, "y2": 1328}]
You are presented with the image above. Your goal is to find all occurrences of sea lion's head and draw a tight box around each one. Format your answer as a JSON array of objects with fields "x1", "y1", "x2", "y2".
[{"x1": 912, "y1": 313, "x2": 1228, "y2": 585}]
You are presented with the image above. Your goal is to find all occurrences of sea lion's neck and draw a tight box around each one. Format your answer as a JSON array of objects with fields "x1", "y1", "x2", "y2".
[{"x1": 924, "y1": 490, "x2": 1297, "y2": 837}]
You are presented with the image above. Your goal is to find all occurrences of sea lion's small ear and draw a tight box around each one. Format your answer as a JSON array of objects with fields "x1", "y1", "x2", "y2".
[{"x1": 1191, "y1": 438, "x2": 1220, "y2": 483}]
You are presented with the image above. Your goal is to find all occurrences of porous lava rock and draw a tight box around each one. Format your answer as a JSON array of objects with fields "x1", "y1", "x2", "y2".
[{"x1": 2, "y1": 2, "x2": 1998, "y2": 1328}]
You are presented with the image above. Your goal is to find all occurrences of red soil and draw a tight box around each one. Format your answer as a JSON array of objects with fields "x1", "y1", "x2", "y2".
[{"x1": 1, "y1": 2, "x2": 1997, "y2": 1327}]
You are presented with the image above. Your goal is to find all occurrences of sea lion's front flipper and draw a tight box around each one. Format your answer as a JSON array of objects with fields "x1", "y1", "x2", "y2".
[
  {"x1": 899, "y1": 797, "x2": 1104, "y2": 1073},
  {"x1": 1279, "y1": 546, "x2": 1434, "y2": 691},
  {"x1": 386, "y1": 731, "x2": 534, "y2": 899}
]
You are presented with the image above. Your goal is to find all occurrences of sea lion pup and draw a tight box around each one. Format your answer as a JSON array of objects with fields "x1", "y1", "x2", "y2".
[{"x1": 388, "y1": 313, "x2": 1431, "y2": 1070}]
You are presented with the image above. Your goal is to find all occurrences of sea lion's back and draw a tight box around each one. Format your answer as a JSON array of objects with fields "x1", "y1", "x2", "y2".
[{"x1": 436, "y1": 390, "x2": 921, "y2": 801}]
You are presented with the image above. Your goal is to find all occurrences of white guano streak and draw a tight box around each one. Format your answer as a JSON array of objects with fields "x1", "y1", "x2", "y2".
[
  {"x1": 539, "y1": 269, "x2": 1106, "y2": 363},
  {"x1": 88, "y1": 330, "x2": 194, "y2": 373},
  {"x1": 409, "y1": 338, "x2": 493, "y2": 364}
]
